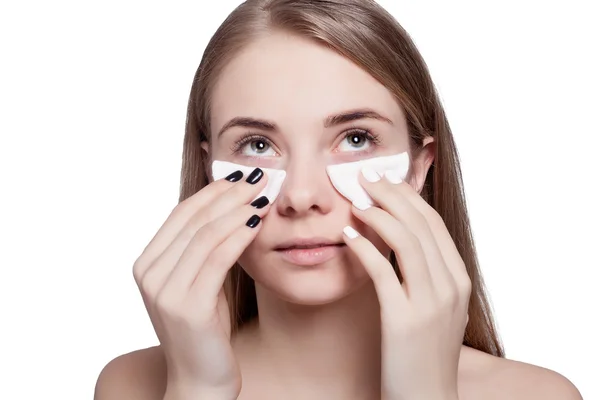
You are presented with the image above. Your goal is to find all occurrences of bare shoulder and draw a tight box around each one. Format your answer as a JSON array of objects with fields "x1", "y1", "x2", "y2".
[
  {"x1": 460, "y1": 346, "x2": 582, "y2": 400},
  {"x1": 94, "y1": 345, "x2": 167, "y2": 400}
]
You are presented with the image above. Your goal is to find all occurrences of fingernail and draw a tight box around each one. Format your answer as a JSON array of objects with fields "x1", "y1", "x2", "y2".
[
  {"x1": 250, "y1": 196, "x2": 269, "y2": 209},
  {"x1": 352, "y1": 200, "x2": 371, "y2": 211},
  {"x1": 246, "y1": 168, "x2": 264, "y2": 184},
  {"x1": 361, "y1": 166, "x2": 381, "y2": 183},
  {"x1": 343, "y1": 226, "x2": 359, "y2": 239},
  {"x1": 384, "y1": 169, "x2": 403, "y2": 184},
  {"x1": 225, "y1": 170, "x2": 243, "y2": 182},
  {"x1": 246, "y1": 214, "x2": 261, "y2": 228}
]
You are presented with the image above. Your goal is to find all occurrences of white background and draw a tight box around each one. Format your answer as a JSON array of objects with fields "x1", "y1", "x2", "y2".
[{"x1": 1, "y1": 1, "x2": 598, "y2": 398}]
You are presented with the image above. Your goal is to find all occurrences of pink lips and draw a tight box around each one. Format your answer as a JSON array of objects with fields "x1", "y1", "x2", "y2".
[{"x1": 277, "y1": 243, "x2": 345, "y2": 266}]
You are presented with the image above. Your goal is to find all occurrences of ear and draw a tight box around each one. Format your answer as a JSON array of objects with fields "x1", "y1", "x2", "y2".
[
  {"x1": 200, "y1": 141, "x2": 209, "y2": 154},
  {"x1": 200, "y1": 141, "x2": 211, "y2": 178},
  {"x1": 409, "y1": 136, "x2": 435, "y2": 193}
]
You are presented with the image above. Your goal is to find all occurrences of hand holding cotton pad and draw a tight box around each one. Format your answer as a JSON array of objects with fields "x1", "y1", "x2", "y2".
[
  {"x1": 326, "y1": 152, "x2": 409, "y2": 208},
  {"x1": 211, "y1": 152, "x2": 408, "y2": 207},
  {"x1": 211, "y1": 160, "x2": 287, "y2": 204}
]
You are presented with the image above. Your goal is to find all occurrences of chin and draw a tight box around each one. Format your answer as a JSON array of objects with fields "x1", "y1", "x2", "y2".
[{"x1": 239, "y1": 249, "x2": 371, "y2": 306}]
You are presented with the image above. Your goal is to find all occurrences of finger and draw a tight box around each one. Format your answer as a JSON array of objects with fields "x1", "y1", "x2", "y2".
[
  {"x1": 341, "y1": 225, "x2": 408, "y2": 316},
  {"x1": 159, "y1": 202, "x2": 270, "y2": 299},
  {"x1": 192, "y1": 214, "x2": 264, "y2": 306},
  {"x1": 134, "y1": 168, "x2": 266, "y2": 281},
  {"x1": 390, "y1": 181, "x2": 471, "y2": 294},
  {"x1": 184, "y1": 168, "x2": 269, "y2": 239},
  {"x1": 144, "y1": 193, "x2": 269, "y2": 298},
  {"x1": 350, "y1": 205, "x2": 434, "y2": 303},
  {"x1": 137, "y1": 169, "x2": 268, "y2": 293},
  {"x1": 356, "y1": 172, "x2": 455, "y2": 296}
]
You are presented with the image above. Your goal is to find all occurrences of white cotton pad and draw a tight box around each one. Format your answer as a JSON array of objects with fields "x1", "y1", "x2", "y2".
[
  {"x1": 325, "y1": 152, "x2": 410, "y2": 207},
  {"x1": 211, "y1": 160, "x2": 287, "y2": 204}
]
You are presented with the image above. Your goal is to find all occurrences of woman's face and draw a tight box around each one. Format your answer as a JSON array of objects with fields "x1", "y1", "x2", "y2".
[{"x1": 208, "y1": 32, "x2": 420, "y2": 305}]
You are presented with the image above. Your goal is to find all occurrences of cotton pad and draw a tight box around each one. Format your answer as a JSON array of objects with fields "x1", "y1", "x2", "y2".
[
  {"x1": 211, "y1": 160, "x2": 287, "y2": 204},
  {"x1": 326, "y1": 152, "x2": 410, "y2": 207}
]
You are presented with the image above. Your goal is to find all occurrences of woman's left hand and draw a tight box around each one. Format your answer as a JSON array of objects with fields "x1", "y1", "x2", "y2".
[{"x1": 342, "y1": 167, "x2": 471, "y2": 400}]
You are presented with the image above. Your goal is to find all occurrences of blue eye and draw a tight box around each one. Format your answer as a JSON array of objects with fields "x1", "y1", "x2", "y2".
[
  {"x1": 337, "y1": 129, "x2": 381, "y2": 152},
  {"x1": 231, "y1": 129, "x2": 382, "y2": 157},
  {"x1": 245, "y1": 139, "x2": 271, "y2": 154},
  {"x1": 231, "y1": 135, "x2": 277, "y2": 157}
]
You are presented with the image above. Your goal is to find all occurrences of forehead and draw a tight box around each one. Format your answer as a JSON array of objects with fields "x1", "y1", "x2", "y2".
[{"x1": 210, "y1": 32, "x2": 405, "y2": 136}]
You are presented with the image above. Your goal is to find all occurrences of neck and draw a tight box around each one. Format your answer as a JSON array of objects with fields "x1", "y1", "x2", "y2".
[{"x1": 237, "y1": 280, "x2": 382, "y2": 398}]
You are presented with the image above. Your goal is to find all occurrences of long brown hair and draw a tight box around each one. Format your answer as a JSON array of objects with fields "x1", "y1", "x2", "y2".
[{"x1": 179, "y1": 0, "x2": 504, "y2": 357}]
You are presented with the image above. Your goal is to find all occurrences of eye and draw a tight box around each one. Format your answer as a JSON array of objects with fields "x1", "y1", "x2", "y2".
[
  {"x1": 231, "y1": 134, "x2": 277, "y2": 157},
  {"x1": 336, "y1": 129, "x2": 381, "y2": 153}
]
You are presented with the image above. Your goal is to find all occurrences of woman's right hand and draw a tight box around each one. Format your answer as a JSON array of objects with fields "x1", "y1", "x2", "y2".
[{"x1": 132, "y1": 168, "x2": 270, "y2": 400}]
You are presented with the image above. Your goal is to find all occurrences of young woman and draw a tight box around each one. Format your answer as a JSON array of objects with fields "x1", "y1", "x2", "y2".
[{"x1": 95, "y1": 1, "x2": 582, "y2": 399}]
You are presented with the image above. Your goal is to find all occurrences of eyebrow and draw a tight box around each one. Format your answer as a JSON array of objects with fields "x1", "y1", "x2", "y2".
[
  {"x1": 324, "y1": 108, "x2": 393, "y2": 128},
  {"x1": 216, "y1": 108, "x2": 393, "y2": 137}
]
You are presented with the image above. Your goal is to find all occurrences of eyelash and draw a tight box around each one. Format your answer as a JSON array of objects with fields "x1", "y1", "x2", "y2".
[{"x1": 229, "y1": 129, "x2": 382, "y2": 156}]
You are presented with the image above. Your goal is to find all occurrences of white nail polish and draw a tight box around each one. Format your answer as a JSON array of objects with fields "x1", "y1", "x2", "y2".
[
  {"x1": 384, "y1": 169, "x2": 403, "y2": 184},
  {"x1": 361, "y1": 166, "x2": 381, "y2": 183},
  {"x1": 352, "y1": 200, "x2": 371, "y2": 210},
  {"x1": 343, "y1": 226, "x2": 359, "y2": 239}
]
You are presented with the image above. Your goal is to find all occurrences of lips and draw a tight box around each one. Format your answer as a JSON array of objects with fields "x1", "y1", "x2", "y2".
[
  {"x1": 280, "y1": 243, "x2": 344, "y2": 250},
  {"x1": 274, "y1": 238, "x2": 344, "y2": 251},
  {"x1": 276, "y1": 245, "x2": 345, "y2": 266}
]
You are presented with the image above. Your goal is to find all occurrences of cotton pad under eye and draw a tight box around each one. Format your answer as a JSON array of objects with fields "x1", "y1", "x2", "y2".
[
  {"x1": 325, "y1": 152, "x2": 410, "y2": 207},
  {"x1": 211, "y1": 160, "x2": 287, "y2": 204}
]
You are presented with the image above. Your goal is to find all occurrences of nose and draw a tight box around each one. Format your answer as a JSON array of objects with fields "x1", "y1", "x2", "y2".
[{"x1": 275, "y1": 158, "x2": 334, "y2": 218}]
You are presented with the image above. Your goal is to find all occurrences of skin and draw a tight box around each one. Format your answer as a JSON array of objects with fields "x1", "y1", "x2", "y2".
[{"x1": 94, "y1": 32, "x2": 582, "y2": 400}]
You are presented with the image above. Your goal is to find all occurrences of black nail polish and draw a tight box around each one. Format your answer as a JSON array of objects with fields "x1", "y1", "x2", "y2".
[
  {"x1": 225, "y1": 170, "x2": 243, "y2": 182},
  {"x1": 250, "y1": 196, "x2": 269, "y2": 209},
  {"x1": 246, "y1": 214, "x2": 261, "y2": 228},
  {"x1": 246, "y1": 168, "x2": 264, "y2": 184}
]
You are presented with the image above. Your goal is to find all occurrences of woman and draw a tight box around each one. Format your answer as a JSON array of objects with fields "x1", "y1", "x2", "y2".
[{"x1": 95, "y1": 1, "x2": 582, "y2": 399}]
